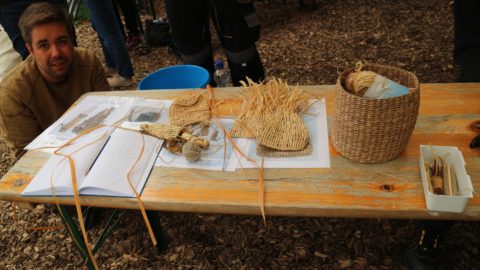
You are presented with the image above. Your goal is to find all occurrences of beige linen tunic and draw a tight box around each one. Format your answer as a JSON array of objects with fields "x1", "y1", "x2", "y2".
[{"x1": 0, "y1": 48, "x2": 110, "y2": 155}]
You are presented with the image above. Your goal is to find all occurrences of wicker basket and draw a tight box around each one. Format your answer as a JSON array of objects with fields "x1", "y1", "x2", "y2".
[{"x1": 331, "y1": 64, "x2": 420, "y2": 163}]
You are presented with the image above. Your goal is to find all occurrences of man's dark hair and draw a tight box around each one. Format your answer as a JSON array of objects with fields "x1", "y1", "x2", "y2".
[{"x1": 18, "y1": 2, "x2": 73, "y2": 45}]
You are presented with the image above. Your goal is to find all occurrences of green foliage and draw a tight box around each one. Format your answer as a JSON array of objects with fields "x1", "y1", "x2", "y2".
[{"x1": 73, "y1": 1, "x2": 90, "y2": 25}]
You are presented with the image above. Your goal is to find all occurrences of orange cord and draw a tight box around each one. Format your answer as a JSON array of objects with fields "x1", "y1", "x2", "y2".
[{"x1": 207, "y1": 86, "x2": 267, "y2": 224}]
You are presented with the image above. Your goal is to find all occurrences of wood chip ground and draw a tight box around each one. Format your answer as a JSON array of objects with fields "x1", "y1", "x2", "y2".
[{"x1": 1, "y1": 1, "x2": 479, "y2": 269}]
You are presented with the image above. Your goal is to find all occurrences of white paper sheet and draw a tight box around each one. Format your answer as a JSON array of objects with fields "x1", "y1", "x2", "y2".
[
  {"x1": 26, "y1": 95, "x2": 140, "y2": 152},
  {"x1": 233, "y1": 99, "x2": 331, "y2": 169}
]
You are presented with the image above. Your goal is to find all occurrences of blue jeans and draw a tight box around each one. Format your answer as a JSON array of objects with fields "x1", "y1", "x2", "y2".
[
  {"x1": 84, "y1": 0, "x2": 134, "y2": 78},
  {"x1": 0, "y1": 0, "x2": 69, "y2": 60}
]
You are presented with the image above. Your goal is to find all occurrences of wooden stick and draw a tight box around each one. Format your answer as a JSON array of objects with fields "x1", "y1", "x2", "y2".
[
  {"x1": 180, "y1": 131, "x2": 209, "y2": 149},
  {"x1": 439, "y1": 156, "x2": 448, "y2": 195},
  {"x1": 446, "y1": 164, "x2": 453, "y2": 196},
  {"x1": 430, "y1": 145, "x2": 437, "y2": 174},
  {"x1": 451, "y1": 166, "x2": 458, "y2": 195},
  {"x1": 425, "y1": 161, "x2": 433, "y2": 193}
]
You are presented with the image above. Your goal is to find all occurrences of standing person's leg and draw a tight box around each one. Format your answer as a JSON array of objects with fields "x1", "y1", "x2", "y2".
[
  {"x1": 116, "y1": 0, "x2": 141, "y2": 49},
  {"x1": 0, "y1": 0, "x2": 41, "y2": 59},
  {"x1": 93, "y1": 25, "x2": 117, "y2": 77},
  {"x1": 116, "y1": 0, "x2": 140, "y2": 36},
  {"x1": 454, "y1": 0, "x2": 480, "y2": 82},
  {"x1": 84, "y1": 0, "x2": 134, "y2": 87},
  {"x1": 165, "y1": 0, "x2": 215, "y2": 84},
  {"x1": 212, "y1": 0, "x2": 265, "y2": 86},
  {"x1": 112, "y1": 0, "x2": 127, "y2": 39}
]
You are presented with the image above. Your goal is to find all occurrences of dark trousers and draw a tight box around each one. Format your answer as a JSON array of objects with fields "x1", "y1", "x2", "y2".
[
  {"x1": 454, "y1": 0, "x2": 480, "y2": 82},
  {"x1": 114, "y1": 0, "x2": 141, "y2": 37},
  {"x1": 84, "y1": 0, "x2": 134, "y2": 78},
  {"x1": 165, "y1": 0, "x2": 265, "y2": 85},
  {"x1": 165, "y1": 0, "x2": 259, "y2": 54},
  {"x1": 0, "y1": 0, "x2": 70, "y2": 60}
]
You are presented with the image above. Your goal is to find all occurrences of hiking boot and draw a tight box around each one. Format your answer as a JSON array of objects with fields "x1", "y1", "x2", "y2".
[{"x1": 107, "y1": 75, "x2": 134, "y2": 88}]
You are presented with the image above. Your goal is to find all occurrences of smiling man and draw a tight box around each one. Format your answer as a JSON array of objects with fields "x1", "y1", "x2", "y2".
[{"x1": 0, "y1": 2, "x2": 110, "y2": 157}]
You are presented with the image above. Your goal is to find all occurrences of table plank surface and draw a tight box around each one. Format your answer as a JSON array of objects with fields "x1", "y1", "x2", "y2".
[{"x1": 1, "y1": 83, "x2": 479, "y2": 220}]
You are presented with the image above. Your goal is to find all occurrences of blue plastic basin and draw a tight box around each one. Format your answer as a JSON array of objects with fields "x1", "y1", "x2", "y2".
[{"x1": 138, "y1": 65, "x2": 210, "y2": 90}]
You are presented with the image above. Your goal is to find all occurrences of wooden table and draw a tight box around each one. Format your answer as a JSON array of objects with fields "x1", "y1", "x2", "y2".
[{"x1": 1, "y1": 83, "x2": 480, "y2": 221}]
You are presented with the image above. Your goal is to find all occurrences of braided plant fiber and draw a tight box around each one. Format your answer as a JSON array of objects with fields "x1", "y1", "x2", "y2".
[
  {"x1": 331, "y1": 63, "x2": 420, "y2": 163},
  {"x1": 231, "y1": 78, "x2": 311, "y2": 151},
  {"x1": 169, "y1": 93, "x2": 210, "y2": 127},
  {"x1": 345, "y1": 70, "x2": 377, "y2": 96},
  {"x1": 141, "y1": 123, "x2": 183, "y2": 140}
]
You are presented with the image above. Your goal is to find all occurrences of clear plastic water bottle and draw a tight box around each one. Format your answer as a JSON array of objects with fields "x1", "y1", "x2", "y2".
[{"x1": 213, "y1": 60, "x2": 232, "y2": 87}]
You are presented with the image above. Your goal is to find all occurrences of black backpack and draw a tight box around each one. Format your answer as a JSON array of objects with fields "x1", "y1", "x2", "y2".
[{"x1": 144, "y1": 19, "x2": 172, "y2": 47}]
